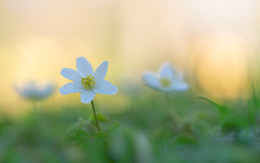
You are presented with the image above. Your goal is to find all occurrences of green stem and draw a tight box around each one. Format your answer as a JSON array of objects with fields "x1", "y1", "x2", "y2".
[
  {"x1": 91, "y1": 100, "x2": 101, "y2": 132},
  {"x1": 32, "y1": 102, "x2": 38, "y2": 112},
  {"x1": 164, "y1": 93, "x2": 180, "y2": 122},
  {"x1": 91, "y1": 100, "x2": 114, "y2": 162}
]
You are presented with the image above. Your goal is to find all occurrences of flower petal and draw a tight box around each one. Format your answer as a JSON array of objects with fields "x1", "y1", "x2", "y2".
[
  {"x1": 176, "y1": 72, "x2": 184, "y2": 80},
  {"x1": 94, "y1": 80, "x2": 118, "y2": 95},
  {"x1": 159, "y1": 63, "x2": 175, "y2": 80},
  {"x1": 59, "y1": 83, "x2": 81, "y2": 95},
  {"x1": 41, "y1": 84, "x2": 55, "y2": 98},
  {"x1": 61, "y1": 68, "x2": 82, "y2": 83},
  {"x1": 80, "y1": 91, "x2": 95, "y2": 104},
  {"x1": 172, "y1": 81, "x2": 189, "y2": 92},
  {"x1": 94, "y1": 61, "x2": 108, "y2": 81},
  {"x1": 142, "y1": 71, "x2": 160, "y2": 90},
  {"x1": 76, "y1": 57, "x2": 93, "y2": 77}
]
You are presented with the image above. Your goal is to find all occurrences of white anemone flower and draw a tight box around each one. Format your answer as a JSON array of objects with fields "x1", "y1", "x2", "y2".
[
  {"x1": 59, "y1": 57, "x2": 118, "y2": 104},
  {"x1": 142, "y1": 63, "x2": 189, "y2": 93},
  {"x1": 15, "y1": 81, "x2": 55, "y2": 101}
]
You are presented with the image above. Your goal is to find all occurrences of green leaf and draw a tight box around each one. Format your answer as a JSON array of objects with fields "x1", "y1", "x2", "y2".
[
  {"x1": 88, "y1": 114, "x2": 108, "y2": 126},
  {"x1": 96, "y1": 113, "x2": 108, "y2": 122},
  {"x1": 106, "y1": 121, "x2": 120, "y2": 132},
  {"x1": 94, "y1": 132, "x2": 110, "y2": 140},
  {"x1": 174, "y1": 135, "x2": 197, "y2": 145},
  {"x1": 64, "y1": 118, "x2": 96, "y2": 147},
  {"x1": 197, "y1": 96, "x2": 229, "y2": 115}
]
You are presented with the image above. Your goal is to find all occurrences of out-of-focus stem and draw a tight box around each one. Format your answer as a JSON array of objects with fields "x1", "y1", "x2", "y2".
[
  {"x1": 33, "y1": 102, "x2": 38, "y2": 112},
  {"x1": 165, "y1": 93, "x2": 180, "y2": 122}
]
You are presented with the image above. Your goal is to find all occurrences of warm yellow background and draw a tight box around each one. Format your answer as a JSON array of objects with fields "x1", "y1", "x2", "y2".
[{"x1": 0, "y1": 0, "x2": 260, "y2": 116}]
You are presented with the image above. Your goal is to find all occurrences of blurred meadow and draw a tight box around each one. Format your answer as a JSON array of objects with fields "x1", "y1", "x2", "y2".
[{"x1": 1, "y1": 0, "x2": 260, "y2": 162}]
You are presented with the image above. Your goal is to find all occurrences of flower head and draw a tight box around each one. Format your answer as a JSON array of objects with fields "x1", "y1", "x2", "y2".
[
  {"x1": 142, "y1": 63, "x2": 189, "y2": 93},
  {"x1": 59, "y1": 57, "x2": 118, "y2": 104},
  {"x1": 15, "y1": 81, "x2": 55, "y2": 101}
]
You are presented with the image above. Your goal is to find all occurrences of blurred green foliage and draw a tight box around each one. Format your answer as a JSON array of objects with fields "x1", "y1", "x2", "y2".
[{"x1": 1, "y1": 89, "x2": 260, "y2": 163}]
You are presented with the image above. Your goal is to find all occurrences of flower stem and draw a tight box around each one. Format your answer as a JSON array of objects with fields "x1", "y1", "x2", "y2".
[
  {"x1": 91, "y1": 100, "x2": 101, "y2": 132},
  {"x1": 32, "y1": 102, "x2": 39, "y2": 113},
  {"x1": 91, "y1": 100, "x2": 113, "y2": 162},
  {"x1": 165, "y1": 93, "x2": 180, "y2": 122}
]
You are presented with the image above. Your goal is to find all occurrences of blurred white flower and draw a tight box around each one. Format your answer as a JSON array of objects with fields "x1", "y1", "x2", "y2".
[
  {"x1": 142, "y1": 63, "x2": 189, "y2": 93},
  {"x1": 15, "y1": 81, "x2": 55, "y2": 101},
  {"x1": 59, "y1": 57, "x2": 118, "y2": 104}
]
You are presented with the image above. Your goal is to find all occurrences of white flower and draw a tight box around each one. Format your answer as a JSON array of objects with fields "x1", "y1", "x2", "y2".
[
  {"x1": 142, "y1": 63, "x2": 189, "y2": 93},
  {"x1": 15, "y1": 81, "x2": 55, "y2": 101},
  {"x1": 59, "y1": 57, "x2": 118, "y2": 104}
]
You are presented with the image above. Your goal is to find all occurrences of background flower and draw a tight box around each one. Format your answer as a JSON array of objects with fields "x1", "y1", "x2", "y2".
[
  {"x1": 15, "y1": 80, "x2": 55, "y2": 101},
  {"x1": 142, "y1": 63, "x2": 189, "y2": 93}
]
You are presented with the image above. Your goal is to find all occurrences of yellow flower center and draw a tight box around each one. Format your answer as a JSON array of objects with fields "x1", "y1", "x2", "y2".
[
  {"x1": 161, "y1": 78, "x2": 171, "y2": 87},
  {"x1": 81, "y1": 74, "x2": 96, "y2": 90}
]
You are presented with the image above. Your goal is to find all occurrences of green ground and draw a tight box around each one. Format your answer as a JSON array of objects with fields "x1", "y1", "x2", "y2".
[{"x1": 1, "y1": 90, "x2": 260, "y2": 163}]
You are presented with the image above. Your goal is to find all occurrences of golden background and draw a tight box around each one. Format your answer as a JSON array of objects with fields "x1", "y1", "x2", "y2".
[{"x1": 0, "y1": 0, "x2": 260, "y2": 116}]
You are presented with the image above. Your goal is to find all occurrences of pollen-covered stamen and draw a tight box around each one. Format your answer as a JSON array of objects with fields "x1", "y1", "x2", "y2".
[
  {"x1": 161, "y1": 78, "x2": 171, "y2": 87},
  {"x1": 81, "y1": 74, "x2": 96, "y2": 89}
]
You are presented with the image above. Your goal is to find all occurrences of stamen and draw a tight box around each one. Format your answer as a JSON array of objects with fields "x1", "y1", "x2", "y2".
[
  {"x1": 81, "y1": 74, "x2": 96, "y2": 89},
  {"x1": 161, "y1": 78, "x2": 171, "y2": 87}
]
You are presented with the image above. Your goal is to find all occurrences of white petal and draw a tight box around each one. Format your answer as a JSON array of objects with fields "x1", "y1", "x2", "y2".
[
  {"x1": 159, "y1": 63, "x2": 175, "y2": 80},
  {"x1": 59, "y1": 83, "x2": 81, "y2": 95},
  {"x1": 94, "y1": 61, "x2": 108, "y2": 81},
  {"x1": 41, "y1": 85, "x2": 55, "y2": 98},
  {"x1": 176, "y1": 72, "x2": 184, "y2": 80},
  {"x1": 142, "y1": 71, "x2": 160, "y2": 90},
  {"x1": 61, "y1": 68, "x2": 82, "y2": 83},
  {"x1": 76, "y1": 57, "x2": 93, "y2": 77},
  {"x1": 80, "y1": 91, "x2": 95, "y2": 104},
  {"x1": 172, "y1": 81, "x2": 189, "y2": 91},
  {"x1": 94, "y1": 80, "x2": 118, "y2": 95}
]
